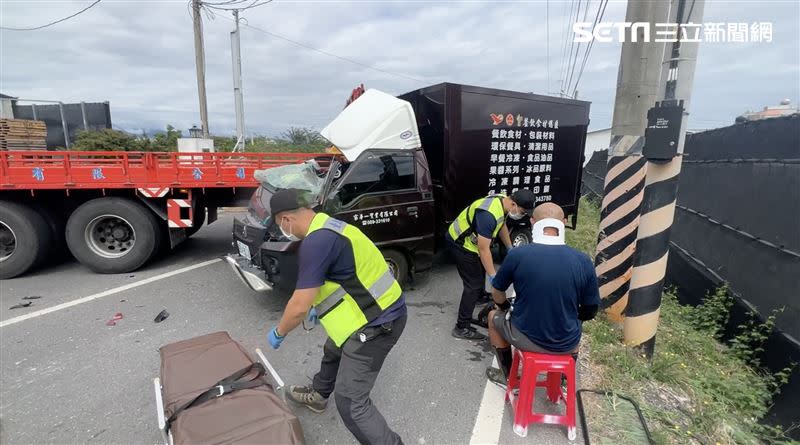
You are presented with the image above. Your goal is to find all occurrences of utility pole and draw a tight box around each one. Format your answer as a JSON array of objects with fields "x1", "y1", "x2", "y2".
[
  {"x1": 230, "y1": 9, "x2": 246, "y2": 152},
  {"x1": 624, "y1": 0, "x2": 706, "y2": 358},
  {"x1": 192, "y1": 0, "x2": 210, "y2": 138},
  {"x1": 594, "y1": 0, "x2": 670, "y2": 323}
]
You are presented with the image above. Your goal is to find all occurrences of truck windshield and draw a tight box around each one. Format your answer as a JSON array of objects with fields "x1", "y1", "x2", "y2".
[{"x1": 254, "y1": 162, "x2": 324, "y2": 197}]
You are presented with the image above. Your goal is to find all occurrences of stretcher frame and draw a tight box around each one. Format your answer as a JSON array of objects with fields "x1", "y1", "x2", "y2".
[{"x1": 153, "y1": 348, "x2": 285, "y2": 445}]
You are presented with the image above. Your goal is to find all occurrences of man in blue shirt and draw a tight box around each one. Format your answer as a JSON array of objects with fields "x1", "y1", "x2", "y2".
[
  {"x1": 265, "y1": 189, "x2": 406, "y2": 445},
  {"x1": 485, "y1": 202, "x2": 601, "y2": 383}
]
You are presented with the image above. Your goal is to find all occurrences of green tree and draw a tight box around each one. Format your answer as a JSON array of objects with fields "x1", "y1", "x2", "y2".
[
  {"x1": 280, "y1": 127, "x2": 325, "y2": 146},
  {"x1": 71, "y1": 129, "x2": 151, "y2": 151},
  {"x1": 151, "y1": 125, "x2": 182, "y2": 151}
]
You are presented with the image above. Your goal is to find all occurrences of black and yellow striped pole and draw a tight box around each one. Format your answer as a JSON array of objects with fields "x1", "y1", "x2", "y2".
[
  {"x1": 623, "y1": 157, "x2": 681, "y2": 355},
  {"x1": 624, "y1": 0, "x2": 705, "y2": 357},
  {"x1": 595, "y1": 149, "x2": 647, "y2": 323},
  {"x1": 593, "y1": 0, "x2": 670, "y2": 323}
]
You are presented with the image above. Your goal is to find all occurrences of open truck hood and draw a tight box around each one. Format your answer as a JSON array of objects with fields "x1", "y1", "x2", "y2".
[{"x1": 320, "y1": 89, "x2": 421, "y2": 162}]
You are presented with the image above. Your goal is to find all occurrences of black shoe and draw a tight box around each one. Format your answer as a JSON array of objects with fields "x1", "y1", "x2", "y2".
[
  {"x1": 476, "y1": 292, "x2": 492, "y2": 305},
  {"x1": 486, "y1": 367, "x2": 508, "y2": 387},
  {"x1": 452, "y1": 326, "x2": 487, "y2": 340}
]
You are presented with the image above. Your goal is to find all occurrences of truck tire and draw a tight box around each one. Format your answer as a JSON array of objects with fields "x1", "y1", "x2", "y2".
[
  {"x1": 382, "y1": 249, "x2": 409, "y2": 286},
  {"x1": 0, "y1": 201, "x2": 52, "y2": 279},
  {"x1": 32, "y1": 203, "x2": 68, "y2": 262},
  {"x1": 510, "y1": 226, "x2": 532, "y2": 247},
  {"x1": 185, "y1": 205, "x2": 206, "y2": 238},
  {"x1": 66, "y1": 197, "x2": 160, "y2": 274}
]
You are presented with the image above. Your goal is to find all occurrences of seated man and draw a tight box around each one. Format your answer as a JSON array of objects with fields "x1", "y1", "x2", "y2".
[{"x1": 486, "y1": 202, "x2": 601, "y2": 384}]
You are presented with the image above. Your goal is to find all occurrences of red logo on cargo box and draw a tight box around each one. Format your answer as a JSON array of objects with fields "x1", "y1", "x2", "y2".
[
  {"x1": 490, "y1": 114, "x2": 504, "y2": 125},
  {"x1": 505, "y1": 114, "x2": 515, "y2": 126}
]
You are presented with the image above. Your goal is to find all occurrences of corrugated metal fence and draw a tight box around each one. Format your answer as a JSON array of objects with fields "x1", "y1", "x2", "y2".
[{"x1": 581, "y1": 114, "x2": 800, "y2": 436}]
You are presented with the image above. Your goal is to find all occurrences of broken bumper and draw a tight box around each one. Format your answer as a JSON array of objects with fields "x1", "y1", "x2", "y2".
[{"x1": 224, "y1": 254, "x2": 273, "y2": 292}]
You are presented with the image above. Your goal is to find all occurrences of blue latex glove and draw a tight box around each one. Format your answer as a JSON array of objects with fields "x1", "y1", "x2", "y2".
[
  {"x1": 267, "y1": 327, "x2": 285, "y2": 349},
  {"x1": 306, "y1": 307, "x2": 320, "y2": 326}
]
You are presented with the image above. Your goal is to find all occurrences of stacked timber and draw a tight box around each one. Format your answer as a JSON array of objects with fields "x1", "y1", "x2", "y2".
[{"x1": 0, "y1": 118, "x2": 48, "y2": 150}]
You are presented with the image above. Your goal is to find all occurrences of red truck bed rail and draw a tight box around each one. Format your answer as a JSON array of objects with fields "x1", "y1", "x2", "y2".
[{"x1": 0, "y1": 150, "x2": 328, "y2": 190}]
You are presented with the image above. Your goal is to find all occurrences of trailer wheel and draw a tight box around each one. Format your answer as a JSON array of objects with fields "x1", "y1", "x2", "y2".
[
  {"x1": 382, "y1": 249, "x2": 409, "y2": 286},
  {"x1": 0, "y1": 201, "x2": 52, "y2": 279},
  {"x1": 510, "y1": 227, "x2": 531, "y2": 247},
  {"x1": 66, "y1": 198, "x2": 160, "y2": 273}
]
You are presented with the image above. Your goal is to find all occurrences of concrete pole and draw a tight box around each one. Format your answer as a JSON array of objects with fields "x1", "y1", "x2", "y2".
[
  {"x1": 624, "y1": 0, "x2": 706, "y2": 357},
  {"x1": 594, "y1": 0, "x2": 670, "y2": 322},
  {"x1": 231, "y1": 9, "x2": 246, "y2": 152},
  {"x1": 192, "y1": 0, "x2": 210, "y2": 138}
]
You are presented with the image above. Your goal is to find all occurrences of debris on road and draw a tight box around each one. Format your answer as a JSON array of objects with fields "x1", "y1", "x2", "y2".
[
  {"x1": 22, "y1": 296, "x2": 42, "y2": 300},
  {"x1": 106, "y1": 312, "x2": 124, "y2": 326},
  {"x1": 154, "y1": 310, "x2": 169, "y2": 323},
  {"x1": 9, "y1": 302, "x2": 32, "y2": 310}
]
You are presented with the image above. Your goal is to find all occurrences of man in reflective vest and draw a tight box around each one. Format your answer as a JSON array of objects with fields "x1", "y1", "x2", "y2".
[
  {"x1": 266, "y1": 188, "x2": 406, "y2": 445},
  {"x1": 446, "y1": 189, "x2": 536, "y2": 340}
]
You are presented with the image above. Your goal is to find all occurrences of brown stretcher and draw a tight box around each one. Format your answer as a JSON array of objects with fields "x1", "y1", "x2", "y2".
[{"x1": 153, "y1": 331, "x2": 304, "y2": 445}]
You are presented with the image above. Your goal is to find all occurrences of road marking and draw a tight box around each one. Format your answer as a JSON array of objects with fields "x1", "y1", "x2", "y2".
[
  {"x1": 0, "y1": 259, "x2": 222, "y2": 328},
  {"x1": 469, "y1": 357, "x2": 506, "y2": 445}
]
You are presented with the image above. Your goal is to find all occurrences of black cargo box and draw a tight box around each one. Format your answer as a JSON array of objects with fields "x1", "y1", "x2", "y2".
[{"x1": 399, "y1": 83, "x2": 590, "y2": 228}]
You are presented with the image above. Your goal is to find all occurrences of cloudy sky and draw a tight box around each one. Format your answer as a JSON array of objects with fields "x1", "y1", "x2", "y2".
[{"x1": 1, "y1": 0, "x2": 798, "y2": 137}]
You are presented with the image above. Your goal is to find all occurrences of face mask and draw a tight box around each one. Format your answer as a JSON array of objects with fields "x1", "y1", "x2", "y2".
[
  {"x1": 508, "y1": 211, "x2": 525, "y2": 220},
  {"x1": 532, "y1": 218, "x2": 566, "y2": 245},
  {"x1": 279, "y1": 218, "x2": 300, "y2": 242}
]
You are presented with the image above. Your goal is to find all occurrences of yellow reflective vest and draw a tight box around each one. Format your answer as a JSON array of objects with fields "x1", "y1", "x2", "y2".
[
  {"x1": 447, "y1": 195, "x2": 506, "y2": 254},
  {"x1": 307, "y1": 213, "x2": 403, "y2": 346}
]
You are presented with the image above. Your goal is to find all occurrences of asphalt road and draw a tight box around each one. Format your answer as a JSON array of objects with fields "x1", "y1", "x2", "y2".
[{"x1": 0, "y1": 212, "x2": 583, "y2": 445}]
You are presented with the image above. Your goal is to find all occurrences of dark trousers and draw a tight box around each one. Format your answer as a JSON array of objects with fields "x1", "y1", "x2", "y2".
[
  {"x1": 312, "y1": 313, "x2": 407, "y2": 445},
  {"x1": 451, "y1": 243, "x2": 486, "y2": 329}
]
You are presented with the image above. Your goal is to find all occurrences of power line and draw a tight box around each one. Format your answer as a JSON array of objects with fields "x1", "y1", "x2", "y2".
[
  {"x1": 570, "y1": 0, "x2": 609, "y2": 96},
  {"x1": 202, "y1": 0, "x2": 273, "y2": 12},
  {"x1": 546, "y1": 0, "x2": 550, "y2": 93},
  {"x1": 559, "y1": 0, "x2": 578, "y2": 95},
  {"x1": 223, "y1": 16, "x2": 425, "y2": 83},
  {"x1": 564, "y1": 0, "x2": 589, "y2": 97},
  {"x1": 0, "y1": 0, "x2": 102, "y2": 31}
]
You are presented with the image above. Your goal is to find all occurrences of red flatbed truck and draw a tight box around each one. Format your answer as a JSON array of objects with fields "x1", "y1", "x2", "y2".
[{"x1": 0, "y1": 150, "x2": 326, "y2": 279}]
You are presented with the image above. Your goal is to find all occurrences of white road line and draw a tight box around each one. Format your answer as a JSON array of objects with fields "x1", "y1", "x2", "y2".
[
  {"x1": 469, "y1": 357, "x2": 507, "y2": 445},
  {"x1": 0, "y1": 258, "x2": 222, "y2": 328}
]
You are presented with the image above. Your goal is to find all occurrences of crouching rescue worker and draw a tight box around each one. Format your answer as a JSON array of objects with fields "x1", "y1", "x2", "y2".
[
  {"x1": 265, "y1": 188, "x2": 407, "y2": 445},
  {"x1": 447, "y1": 189, "x2": 536, "y2": 340},
  {"x1": 485, "y1": 202, "x2": 601, "y2": 384}
]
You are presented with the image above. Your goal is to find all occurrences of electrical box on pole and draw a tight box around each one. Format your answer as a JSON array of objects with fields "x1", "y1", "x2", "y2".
[{"x1": 643, "y1": 100, "x2": 685, "y2": 162}]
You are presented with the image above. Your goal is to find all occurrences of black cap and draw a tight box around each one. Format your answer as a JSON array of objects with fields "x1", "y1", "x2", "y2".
[
  {"x1": 268, "y1": 188, "x2": 311, "y2": 231},
  {"x1": 510, "y1": 189, "x2": 536, "y2": 214}
]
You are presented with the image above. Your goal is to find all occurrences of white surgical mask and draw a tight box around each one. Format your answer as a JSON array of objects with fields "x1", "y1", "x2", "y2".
[
  {"x1": 508, "y1": 211, "x2": 525, "y2": 220},
  {"x1": 279, "y1": 219, "x2": 300, "y2": 242},
  {"x1": 532, "y1": 218, "x2": 566, "y2": 245}
]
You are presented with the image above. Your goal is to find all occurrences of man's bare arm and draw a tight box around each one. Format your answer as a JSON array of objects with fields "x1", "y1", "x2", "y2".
[
  {"x1": 477, "y1": 235, "x2": 496, "y2": 276},
  {"x1": 276, "y1": 287, "x2": 318, "y2": 336},
  {"x1": 499, "y1": 224, "x2": 512, "y2": 249}
]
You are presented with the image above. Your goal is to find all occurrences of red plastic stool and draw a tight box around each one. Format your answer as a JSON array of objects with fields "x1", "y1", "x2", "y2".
[{"x1": 505, "y1": 349, "x2": 577, "y2": 440}]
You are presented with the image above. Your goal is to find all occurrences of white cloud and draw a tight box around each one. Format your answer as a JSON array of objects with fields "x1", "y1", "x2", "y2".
[{"x1": 1, "y1": 0, "x2": 798, "y2": 136}]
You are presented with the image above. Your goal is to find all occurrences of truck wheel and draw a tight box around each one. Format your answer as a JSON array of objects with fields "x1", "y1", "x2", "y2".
[
  {"x1": 66, "y1": 197, "x2": 160, "y2": 274},
  {"x1": 0, "y1": 201, "x2": 52, "y2": 279},
  {"x1": 382, "y1": 249, "x2": 409, "y2": 286},
  {"x1": 185, "y1": 205, "x2": 206, "y2": 238},
  {"x1": 510, "y1": 227, "x2": 531, "y2": 247}
]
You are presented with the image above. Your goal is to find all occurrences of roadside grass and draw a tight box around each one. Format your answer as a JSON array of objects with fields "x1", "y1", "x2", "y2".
[{"x1": 566, "y1": 197, "x2": 797, "y2": 445}]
